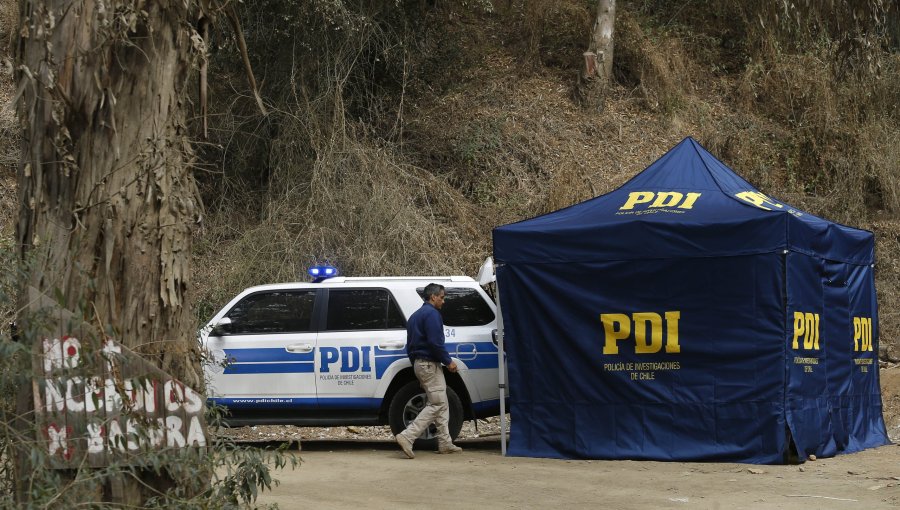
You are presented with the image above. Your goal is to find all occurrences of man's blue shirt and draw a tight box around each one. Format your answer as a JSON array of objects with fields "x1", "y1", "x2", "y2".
[{"x1": 406, "y1": 302, "x2": 451, "y2": 366}]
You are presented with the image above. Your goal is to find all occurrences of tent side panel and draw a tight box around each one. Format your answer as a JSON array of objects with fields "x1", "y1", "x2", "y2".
[
  {"x1": 784, "y1": 255, "x2": 889, "y2": 459},
  {"x1": 499, "y1": 254, "x2": 786, "y2": 463},
  {"x1": 842, "y1": 263, "x2": 889, "y2": 451}
]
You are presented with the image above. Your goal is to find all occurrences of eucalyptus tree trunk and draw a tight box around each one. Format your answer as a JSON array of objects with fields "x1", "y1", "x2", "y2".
[
  {"x1": 16, "y1": 0, "x2": 202, "y2": 385},
  {"x1": 584, "y1": 0, "x2": 616, "y2": 82},
  {"x1": 15, "y1": 0, "x2": 204, "y2": 502}
]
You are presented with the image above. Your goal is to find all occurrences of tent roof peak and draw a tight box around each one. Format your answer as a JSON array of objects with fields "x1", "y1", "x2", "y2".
[{"x1": 493, "y1": 136, "x2": 874, "y2": 266}]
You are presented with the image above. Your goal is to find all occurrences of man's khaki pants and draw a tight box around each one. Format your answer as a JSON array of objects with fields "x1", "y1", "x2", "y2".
[{"x1": 398, "y1": 359, "x2": 452, "y2": 447}]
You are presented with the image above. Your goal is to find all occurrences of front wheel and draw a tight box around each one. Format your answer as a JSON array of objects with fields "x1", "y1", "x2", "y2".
[{"x1": 388, "y1": 380, "x2": 463, "y2": 448}]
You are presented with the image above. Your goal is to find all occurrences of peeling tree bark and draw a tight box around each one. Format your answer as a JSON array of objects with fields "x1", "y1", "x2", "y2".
[
  {"x1": 585, "y1": 0, "x2": 616, "y2": 82},
  {"x1": 16, "y1": 0, "x2": 202, "y2": 386},
  {"x1": 15, "y1": 0, "x2": 204, "y2": 501}
]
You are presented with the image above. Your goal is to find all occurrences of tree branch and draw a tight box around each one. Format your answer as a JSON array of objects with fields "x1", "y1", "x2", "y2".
[{"x1": 225, "y1": 5, "x2": 267, "y2": 116}]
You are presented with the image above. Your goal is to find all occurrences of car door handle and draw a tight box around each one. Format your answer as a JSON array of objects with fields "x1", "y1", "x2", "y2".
[
  {"x1": 378, "y1": 341, "x2": 405, "y2": 350},
  {"x1": 285, "y1": 343, "x2": 313, "y2": 353}
]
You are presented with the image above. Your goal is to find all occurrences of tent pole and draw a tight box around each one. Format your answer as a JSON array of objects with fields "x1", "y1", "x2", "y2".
[{"x1": 496, "y1": 276, "x2": 507, "y2": 456}]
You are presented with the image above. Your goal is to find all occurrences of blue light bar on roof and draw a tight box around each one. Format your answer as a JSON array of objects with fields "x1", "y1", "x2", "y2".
[{"x1": 308, "y1": 264, "x2": 339, "y2": 281}]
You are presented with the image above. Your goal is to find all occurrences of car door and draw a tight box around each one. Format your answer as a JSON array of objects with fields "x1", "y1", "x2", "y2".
[
  {"x1": 204, "y1": 289, "x2": 319, "y2": 409},
  {"x1": 315, "y1": 288, "x2": 407, "y2": 410},
  {"x1": 421, "y1": 286, "x2": 500, "y2": 403}
]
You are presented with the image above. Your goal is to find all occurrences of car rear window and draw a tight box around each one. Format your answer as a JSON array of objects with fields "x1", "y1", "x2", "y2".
[
  {"x1": 416, "y1": 287, "x2": 495, "y2": 327},
  {"x1": 225, "y1": 290, "x2": 316, "y2": 334}
]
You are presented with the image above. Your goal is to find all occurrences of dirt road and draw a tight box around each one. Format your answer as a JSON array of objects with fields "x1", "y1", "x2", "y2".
[
  {"x1": 256, "y1": 440, "x2": 900, "y2": 509},
  {"x1": 246, "y1": 368, "x2": 900, "y2": 509}
]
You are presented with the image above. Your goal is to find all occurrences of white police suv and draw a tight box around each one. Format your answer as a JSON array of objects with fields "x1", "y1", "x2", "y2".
[{"x1": 200, "y1": 266, "x2": 502, "y2": 441}]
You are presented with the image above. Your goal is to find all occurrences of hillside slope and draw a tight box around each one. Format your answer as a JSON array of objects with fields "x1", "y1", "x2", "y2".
[
  {"x1": 191, "y1": 2, "x2": 899, "y2": 358},
  {"x1": 0, "y1": 2, "x2": 897, "y2": 360}
]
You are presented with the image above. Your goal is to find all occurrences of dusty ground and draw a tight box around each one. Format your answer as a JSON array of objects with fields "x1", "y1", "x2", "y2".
[
  {"x1": 256, "y1": 440, "x2": 900, "y2": 509},
  {"x1": 880, "y1": 366, "x2": 900, "y2": 440},
  {"x1": 220, "y1": 368, "x2": 900, "y2": 509}
]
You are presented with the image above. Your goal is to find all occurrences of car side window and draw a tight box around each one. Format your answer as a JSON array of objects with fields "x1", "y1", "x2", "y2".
[
  {"x1": 225, "y1": 290, "x2": 316, "y2": 334},
  {"x1": 326, "y1": 289, "x2": 406, "y2": 331},
  {"x1": 416, "y1": 287, "x2": 495, "y2": 326}
]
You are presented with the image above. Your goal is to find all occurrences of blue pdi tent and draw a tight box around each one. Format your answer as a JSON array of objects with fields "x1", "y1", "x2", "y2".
[{"x1": 493, "y1": 137, "x2": 889, "y2": 463}]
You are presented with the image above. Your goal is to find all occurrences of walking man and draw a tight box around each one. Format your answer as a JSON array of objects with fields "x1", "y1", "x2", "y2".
[{"x1": 395, "y1": 283, "x2": 463, "y2": 458}]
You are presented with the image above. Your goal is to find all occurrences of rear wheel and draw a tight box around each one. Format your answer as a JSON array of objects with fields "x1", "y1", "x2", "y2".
[{"x1": 388, "y1": 380, "x2": 463, "y2": 448}]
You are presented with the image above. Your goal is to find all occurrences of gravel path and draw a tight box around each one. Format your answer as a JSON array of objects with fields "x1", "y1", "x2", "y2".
[{"x1": 215, "y1": 415, "x2": 510, "y2": 443}]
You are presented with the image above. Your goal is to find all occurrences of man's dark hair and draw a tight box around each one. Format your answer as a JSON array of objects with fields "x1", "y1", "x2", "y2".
[{"x1": 423, "y1": 283, "x2": 445, "y2": 301}]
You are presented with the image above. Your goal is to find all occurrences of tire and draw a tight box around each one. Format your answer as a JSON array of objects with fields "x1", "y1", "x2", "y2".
[{"x1": 388, "y1": 379, "x2": 463, "y2": 449}]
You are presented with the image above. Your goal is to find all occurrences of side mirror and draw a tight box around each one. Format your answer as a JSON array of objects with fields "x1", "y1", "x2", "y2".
[
  {"x1": 210, "y1": 317, "x2": 233, "y2": 337},
  {"x1": 476, "y1": 256, "x2": 495, "y2": 286}
]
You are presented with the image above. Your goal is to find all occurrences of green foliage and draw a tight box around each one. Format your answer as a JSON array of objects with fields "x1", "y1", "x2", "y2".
[
  {"x1": 0, "y1": 340, "x2": 26, "y2": 508},
  {"x1": 210, "y1": 426, "x2": 297, "y2": 506},
  {"x1": 455, "y1": 118, "x2": 504, "y2": 165}
]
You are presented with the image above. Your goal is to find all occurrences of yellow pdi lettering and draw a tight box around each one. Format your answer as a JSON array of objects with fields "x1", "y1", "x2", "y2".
[
  {"x1": 735, "y1": 191, "x2": 784, "y2": 211},
  {"x1": 804, "y1": 313, "x2": 819, "y2": 350},
  {"x1": 665, "y1": 311, "x2": 681, "y2": 353},
  {"x1": 601, "y1": 311, "x2": 681, "y2": 355},
  {"x1": 601, "y1": 314, "x2": 631, "y2": 355},
  {"x1": 633, "y1": 312, "x2": 662, "y2": 354},
  {"x1": 792, "y1": 311, "x2": 804, "y2": 350},
  {"x1": 620, "y1": 192, "x2": 702, "y2": 210},
  {"x1": 677, "y1": 193, "x2": 701, "y2": 209},
  {"x1": 620, "y1": 192, "x2": 655, "y2": 210},
  {"x1": 650, "y1": 192, "x2": 683, "y2": 209},
  {"x1": 792, "y1": 311, "x2": 820, "y2": 351},
  {"x1": 853, "y1": 317, "x2": 873, "y2": 352},
  {"x1": 864, "y1": 317, "x2": 872, "y2": 351}
]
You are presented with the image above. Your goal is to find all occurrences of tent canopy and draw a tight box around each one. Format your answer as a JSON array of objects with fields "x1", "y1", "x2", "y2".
[
  {"x1": 495, "y1": 137, "x2": 872, "y2": 265},
  {"x1": 493, "y1": 137, "x2": 888, "y2": 463}
]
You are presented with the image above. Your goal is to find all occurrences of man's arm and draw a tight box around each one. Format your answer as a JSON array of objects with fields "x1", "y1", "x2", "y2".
[{"x1": 424, "y1": 310, "x2": 455, "y2": 369}]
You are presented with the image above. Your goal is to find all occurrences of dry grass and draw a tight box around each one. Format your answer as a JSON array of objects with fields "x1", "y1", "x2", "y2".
[
  {"x1": 192, "y1": 129, "x2": 482, "y2": 319},
  {"x1": 0, "y1": 1, "x2": 895, "y2": 355},
  {"x1": 0, "y1": 0, "x2": 17, "y2": 339},
  {"x1": 188, "y1": 1, "x2": 899, "y2": 356},
  {"x1": 873, "y1": 220, "x2": 900, "y2": 361},
  {"x1": 614, "y1": 10, "x2": 694, "y2": 113},
  {"x1": 0, "y1": 0, "x2": 16, "y2": 241}
]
